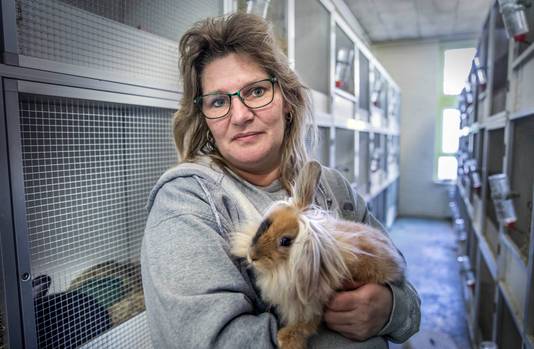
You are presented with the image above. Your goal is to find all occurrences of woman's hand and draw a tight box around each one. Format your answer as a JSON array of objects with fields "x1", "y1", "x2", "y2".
[{"x1": 323, "y1": 282, "x2": 393, "y2": 341}]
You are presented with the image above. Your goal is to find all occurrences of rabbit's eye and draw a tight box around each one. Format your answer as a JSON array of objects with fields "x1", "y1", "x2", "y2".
[{"x1": 279, "y1": 236, "x2": 292, "y2": 247}]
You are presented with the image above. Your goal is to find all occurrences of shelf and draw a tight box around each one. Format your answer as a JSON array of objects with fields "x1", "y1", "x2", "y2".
[
  {"x1": 330, "y1": 114, "x2": 399, "y2": 135},
  {"x1": 469, "y1": 122, "x2": 482, "y2": 134},
  {"x1": 476, "y1": 250, "x2": 497, "y2": 343},
  {"x1": 311, "y1": 126, "x2": 331, "y2": 167},
  {"x1": 310, "y1": 89, "x2": 330, "y2": 115},
  {"x1": 483, "y1": 111, "x2": 507, "y2": 130},
  {"x1": 499, "y1": 233, "x2": 529, "y2": 324},
  {"x1": 460, "y1": 269, "x2": 477, "y2": 341},
  {"x1": 315, "y1": 112, "x2": 334, "y2": 127},
  {"x1": 478, "y1": 226, "x2": 498, "y2": 280},
  {"x1": 357, "y1": 108, "x2": 370, "y2": 122},
  {"x1": 334, "y1": 87, "x2": 358, "y2": 102},
  {"x1": 509, "y1": 117, "x2": 534, "y2": 261},
  {"x1": 510, "y1": 108, "x2": 534, "y2": 121},
  {"x1": 456, "y1": 3, "x2": 534, "y2": 348},
  {"x1": 510, "y1": 51, "x2": 534, "y2": 116},
  {"x1": 512, "y1": 41, "x2": 534, "y2": 71},
  {"x1": 333, "y1": 115, "x2": 365, "y2": 130},
  {"x1": 497, "y1": 286, "x2": 525, "y2": 349},
  {"x1": 362, "y1": 173, "x2": 399, "y2": 203},
  {"x1": 497, "y1": 282, "x2": 525, "y2": 340},
  {"x1": 333, "y1": 95, "x2": 356, "y2": 119},
  {"x1": 501, "y1": 228, "x2": 528, "y2": 265},
  {"x1": 458, "y1": 183, "x2": 475, "y2": 222}
]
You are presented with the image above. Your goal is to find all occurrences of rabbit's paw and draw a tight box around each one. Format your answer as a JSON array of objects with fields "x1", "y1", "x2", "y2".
[{"x1": 277, "y1": 327, "x2": 307, "y2": 349}]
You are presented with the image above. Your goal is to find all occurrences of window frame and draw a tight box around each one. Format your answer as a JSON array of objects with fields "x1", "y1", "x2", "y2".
[{"x1": 435, "y1": 42, "x2": 476, "y2": 182}]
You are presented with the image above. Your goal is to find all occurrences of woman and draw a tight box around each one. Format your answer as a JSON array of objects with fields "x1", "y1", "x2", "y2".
[{"x1": 141, "y1": 12, "x2": 420, "y2": 348}]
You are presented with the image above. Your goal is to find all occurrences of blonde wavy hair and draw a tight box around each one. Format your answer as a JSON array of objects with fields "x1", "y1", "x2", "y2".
[{"x1": 173, "y1": 12, "x2": 315, "y2": 191}]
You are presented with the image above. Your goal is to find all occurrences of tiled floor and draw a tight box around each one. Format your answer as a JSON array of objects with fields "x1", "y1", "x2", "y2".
[{"x1": 388, "y1": 217, "x2": 471, "y2": 349}]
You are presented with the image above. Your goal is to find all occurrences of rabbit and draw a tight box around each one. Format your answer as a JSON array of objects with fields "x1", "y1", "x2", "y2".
[{"x1": 230, "y1": 160, "x2": 405, "y2": 349}]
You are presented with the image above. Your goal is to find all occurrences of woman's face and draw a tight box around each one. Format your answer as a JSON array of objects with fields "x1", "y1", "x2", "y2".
[{"x1": 201, "y1": 53, "x2": 287, "y2": 176}]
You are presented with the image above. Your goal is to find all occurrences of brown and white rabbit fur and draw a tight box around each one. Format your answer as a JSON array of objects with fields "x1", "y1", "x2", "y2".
[{"x1": 230, "y1": 161, "x2": 405, "y2": 349}]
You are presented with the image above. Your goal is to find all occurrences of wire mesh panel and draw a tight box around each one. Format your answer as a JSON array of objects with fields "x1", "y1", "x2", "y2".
[
  {"x1": 16, "y1": 0, "x2": 220, "y2": 90},
  {"x1": 59, "y1": 0, "x2": 220, "y2": 42},
  {"x1": 19, "y1": 94, "x2": 177, "y2": 348}
]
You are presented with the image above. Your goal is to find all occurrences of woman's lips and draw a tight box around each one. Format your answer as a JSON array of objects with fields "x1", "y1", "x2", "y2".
[{"x1": 232, "y1": 132, "x2": 262, "y2": 141}]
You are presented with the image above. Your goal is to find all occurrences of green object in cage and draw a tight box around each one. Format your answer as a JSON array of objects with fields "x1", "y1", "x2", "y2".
[{"x1": 73, "y1": 276, "x2": 127, "y2": 309}]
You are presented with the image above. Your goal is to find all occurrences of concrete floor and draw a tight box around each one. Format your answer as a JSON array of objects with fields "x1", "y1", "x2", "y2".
[{"x1": 388, "y1": 217, "x2": 471, "y2": 349}]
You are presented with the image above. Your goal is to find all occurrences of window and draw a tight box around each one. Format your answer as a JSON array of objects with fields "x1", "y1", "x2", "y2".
[
  {"x1": 437, "y1": 109, "x2": 461, "y2": 180},
  {"x1": 443, "y1": 48, "x2": 476, "y2": 95},
  {"x1": 442, "y1": 108, "x2": 461, "y2": 153},
  {"x1": 436, "y1": 46, "x2": 475, "y2": 181}
]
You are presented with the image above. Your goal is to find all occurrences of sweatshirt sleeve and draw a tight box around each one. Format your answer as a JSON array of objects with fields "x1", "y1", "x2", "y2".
[
  {"x1": 141, "y1": 179, "x2": 279, "y2": 349},
  {"x1": 336, "y1": 172, "x2": 421, "y2": 343}
]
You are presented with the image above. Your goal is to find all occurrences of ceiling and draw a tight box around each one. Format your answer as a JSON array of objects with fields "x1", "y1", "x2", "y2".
[{"x1": 344, "y1": 0, "x2": 493, "y2": 43}]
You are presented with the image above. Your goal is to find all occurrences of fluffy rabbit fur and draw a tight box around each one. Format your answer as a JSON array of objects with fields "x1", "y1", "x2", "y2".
[{"x1": 230, "y1": 161, "x2": 405, "y2": 349}]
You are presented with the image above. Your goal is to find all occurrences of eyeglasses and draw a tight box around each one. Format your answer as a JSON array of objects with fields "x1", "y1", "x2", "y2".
[{"x1": 194, "y1": 77, "x2": 277, "y2": 119}]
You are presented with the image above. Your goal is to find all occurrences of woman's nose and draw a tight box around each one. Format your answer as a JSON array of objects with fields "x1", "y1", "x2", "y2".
[{"x1": 229, "y1": 97, "x2": 254, "y2": 124}]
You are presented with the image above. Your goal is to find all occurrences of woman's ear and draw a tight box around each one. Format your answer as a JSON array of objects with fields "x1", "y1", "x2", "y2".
[
  {"x1": 293, "y1": 161, "x2": 322, "y2": 210},
  {"x1": 283, "y1": 104, "x2": 290, "y2": 114}
]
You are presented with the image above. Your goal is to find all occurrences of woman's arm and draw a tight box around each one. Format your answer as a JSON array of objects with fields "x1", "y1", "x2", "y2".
[{"x1": 141, "y1": 180, "x2": 279, "y2": 349}]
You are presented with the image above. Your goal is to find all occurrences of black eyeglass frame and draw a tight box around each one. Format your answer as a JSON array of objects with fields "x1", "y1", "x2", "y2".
[{"x1": 194, "y1": 76, "x2": 278, "y2": 120}]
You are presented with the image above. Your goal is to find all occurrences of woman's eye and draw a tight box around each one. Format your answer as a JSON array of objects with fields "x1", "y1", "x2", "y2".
[
  {"x1": 210, "y1": 97, "x2": 227, "y2": 108},
  {"x1": 251, "y1": 87, "x2": 265, "y2": 97},
  {"x1": 279, "y1": 236, "x2": 292, "y2": 247}
]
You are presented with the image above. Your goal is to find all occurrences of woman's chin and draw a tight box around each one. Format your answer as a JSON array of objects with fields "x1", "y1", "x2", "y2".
[{"x1": 226, "y1": 147, "x2": 278, "y2": 169}]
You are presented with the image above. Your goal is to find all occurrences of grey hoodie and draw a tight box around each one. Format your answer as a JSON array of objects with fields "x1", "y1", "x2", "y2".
[{"x1": 141, "y1": 159, "x2": 420, "y2": 348}]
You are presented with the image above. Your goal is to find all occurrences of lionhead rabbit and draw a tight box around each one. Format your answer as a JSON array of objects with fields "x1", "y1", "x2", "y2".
[{"x1": 230, "y1": 161, "x2": 405, "y2": 349}]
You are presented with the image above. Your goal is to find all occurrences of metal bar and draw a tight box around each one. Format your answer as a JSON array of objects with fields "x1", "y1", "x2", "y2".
[
  {"x1": 4, "y1": 78, "x2": 37, "y2": 348},
  {"x1": 0, "y1": 76, "x2": 23, "y2": 349},
  {"x1": 524, "y1": 186, "x2": 534, "y2": 339},
  {"x1": 17, "y1": 81, "x2": 178, "y2": 109},
  {"x1": 0, "y1": 0, "x2": 19, "y2": 65},
  {"x1": 0, "y1": 63, "x2": 180, "y2": 102}
]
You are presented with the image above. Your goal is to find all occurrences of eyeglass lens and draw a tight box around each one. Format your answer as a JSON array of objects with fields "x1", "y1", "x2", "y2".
[{"x1": 200, "y1": 79, "x2": 274, "y2": 119}]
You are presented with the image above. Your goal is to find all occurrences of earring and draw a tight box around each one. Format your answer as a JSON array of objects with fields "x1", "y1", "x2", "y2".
[
  {"x1": 285, "y1": 112, "x2": 293, "y2": 134},
  {"x1": 206, "y1": 129, "x2": 215, "y2": 146}
]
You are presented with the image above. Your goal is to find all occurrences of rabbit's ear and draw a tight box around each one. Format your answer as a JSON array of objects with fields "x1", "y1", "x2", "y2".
[{"x1": 293, "y1": 161, "x2": 322, "y2": 210}]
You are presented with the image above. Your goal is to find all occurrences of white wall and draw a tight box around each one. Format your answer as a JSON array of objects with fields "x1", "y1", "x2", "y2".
[{"x1": 372, "y1": 40, "x2": 454, "y2": 218}]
